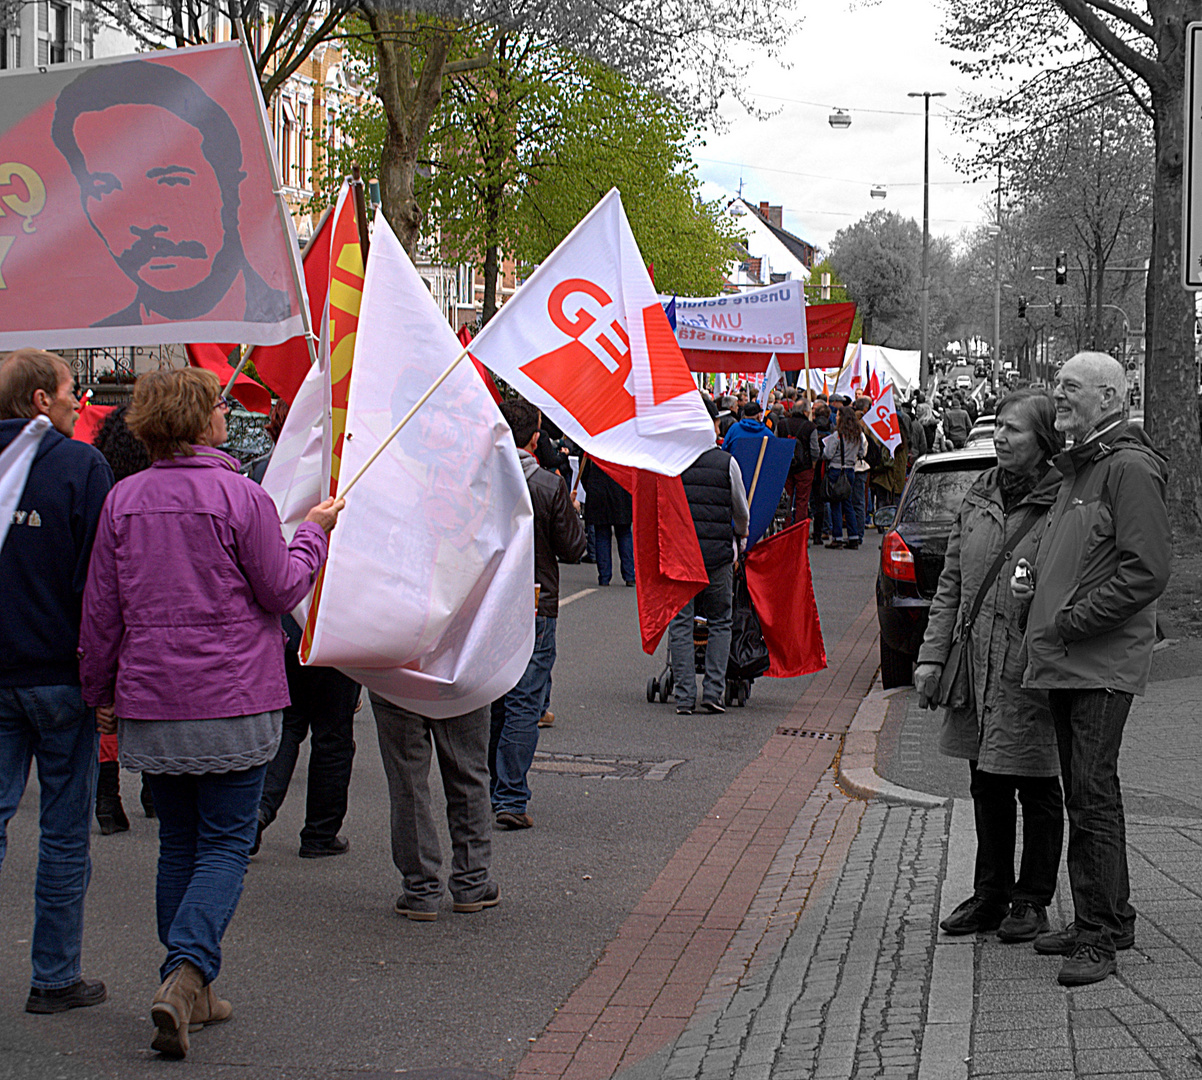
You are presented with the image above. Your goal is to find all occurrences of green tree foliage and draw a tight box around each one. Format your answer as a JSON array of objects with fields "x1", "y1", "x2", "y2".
[
  {"x1": 318, "y1": 26, "x2": 741, "y2": 311},
  {"x1": 828, "y1": 210, "x2": 953, "y2": 350}
]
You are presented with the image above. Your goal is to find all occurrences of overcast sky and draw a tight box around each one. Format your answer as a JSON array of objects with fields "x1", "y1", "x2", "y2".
[{"x1": 692, "y1": 0, "x2": 995, "y2": 256}]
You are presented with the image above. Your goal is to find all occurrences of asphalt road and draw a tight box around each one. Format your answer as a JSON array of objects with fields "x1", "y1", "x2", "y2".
[{"x1": 0, "y1": 541, "x2": 881, "y2": 1080}]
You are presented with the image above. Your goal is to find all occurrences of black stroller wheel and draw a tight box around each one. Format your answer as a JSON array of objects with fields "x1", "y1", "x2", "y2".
[{"x1": 646, "y1": 677, "x2": 658, "y2": 703}]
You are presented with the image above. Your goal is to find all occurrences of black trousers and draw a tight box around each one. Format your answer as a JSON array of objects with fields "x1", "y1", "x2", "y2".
[
  {"x1": 259, "y1": 648, "x2": 360, "y2": 847},
  {"x1": 969, "y1": 762, "x2": 1064, "y2": 907}
]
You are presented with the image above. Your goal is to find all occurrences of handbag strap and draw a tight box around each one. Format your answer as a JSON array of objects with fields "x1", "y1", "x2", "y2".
[{"x1": 962, "y1": 508, "x2": 1043, "y2": 630}]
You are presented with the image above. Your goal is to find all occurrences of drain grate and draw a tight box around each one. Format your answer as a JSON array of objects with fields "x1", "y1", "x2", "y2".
[
  {"x1": 530, "y1": 751, "x2": 684, "y2": 781},
  {"x1": 775, "y1": 727, "x2": 838, "y2": 740}
]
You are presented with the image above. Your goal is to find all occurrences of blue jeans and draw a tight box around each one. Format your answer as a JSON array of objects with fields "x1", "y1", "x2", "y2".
[
  {"x1": 0, "y1": 685, "x2": 97, "y2": 990},
  {"x1": 490, "y1": 616, "x2": 556, "y2": 814},
  {"x1": 668, "y1": 562, "x2": 733, "y2": 708},
  {"x1": 1049, "y1": 688, "x2": 1137, "y2": 955},
  {"x1": 594, "y1": 524, "x2": 634, "y2": 584},
  {"x1": 144, "y1": 765, "x2": 266, "y2": 983},
  {"x1": 828, "y1": 468, "x2": 859, "y2": 541}
]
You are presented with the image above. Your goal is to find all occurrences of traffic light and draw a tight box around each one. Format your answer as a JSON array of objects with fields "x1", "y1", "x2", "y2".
[
  {"x1": 1055, "y1": 251, "x2": 1067, "y2": 286},
  {"x1": 1054, "y1": 295, "x2": 1063, "y2": 317},
  {"x1": 1018, "y1": 295, "x2": 1027, "y2": 318}
]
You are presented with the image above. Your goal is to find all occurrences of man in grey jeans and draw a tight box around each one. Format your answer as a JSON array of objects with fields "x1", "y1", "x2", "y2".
[
  {"x1": 371, "y1": 694, "x2": 498, "y2": 921},
  {"x1": 669, "y1": 410, "x2": 750, "y2": 715}
]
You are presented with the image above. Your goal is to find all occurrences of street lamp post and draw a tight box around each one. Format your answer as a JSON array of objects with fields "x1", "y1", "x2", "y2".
[
  {"x1": 992, "y1": 162, "x2": 1002, "y2": 394},
  {"x1": 908, "y1": 90, "x2": 945, "y2": 391}
]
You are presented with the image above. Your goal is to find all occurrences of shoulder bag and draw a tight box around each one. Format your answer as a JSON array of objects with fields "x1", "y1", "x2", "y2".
[
  {"x1": 823, "y1": 438, "x2": 853, "y2": 503},
  {"x1": 937, "y1": 510, "x2": 1042, "y2": 709}
]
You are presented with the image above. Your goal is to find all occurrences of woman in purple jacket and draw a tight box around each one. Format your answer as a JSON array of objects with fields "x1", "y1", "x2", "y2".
[{"x1": 80, "y1": 369, "x2": 342, "y2": 1059}]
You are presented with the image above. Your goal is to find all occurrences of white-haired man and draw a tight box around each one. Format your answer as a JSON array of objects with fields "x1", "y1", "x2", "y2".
[{"x1": 1017, "y1": 352, "x2": 1170, "y2": 987}]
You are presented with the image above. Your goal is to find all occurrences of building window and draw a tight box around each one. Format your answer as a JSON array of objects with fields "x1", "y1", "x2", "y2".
[
  {"x1": 0, "y1": 28, "x2": 9, "y2": 69},
  {"x1": 50, "y1": 3, "x2": 68, "y2": 64},
  {"x1": 279, "y1": 97, "x2": 295, "y2": 186},
  {"x1": 298, "y1": 101, "x2": 309, "y2": 189}
]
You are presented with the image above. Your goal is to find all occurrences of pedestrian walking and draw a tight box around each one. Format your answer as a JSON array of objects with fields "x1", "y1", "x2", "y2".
[
  {"x1": 915, "y1": 389, "x2": 1064, "y2": 942},
  {"x1": 0, "y1": 348, "x2": 113, "y2": 1016},
  {"x1": 579, "y1": 457, "x2": 634, "y2": 587},
  {"x1": 80, "y1": 368, "x2": 342, "y2": 1057},
  {"x1": 821, "y1": 407, "x2": 867, "y2": 549}
]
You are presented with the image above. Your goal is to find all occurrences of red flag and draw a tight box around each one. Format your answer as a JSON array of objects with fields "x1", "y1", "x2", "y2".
[
  {"x1": 744, "y1": 520, "x2": 826, "y2": 678},
  {"x1": 459, "y1": 323, "x2": 503, "y2": 405},
  {"x1": 680, "y1": 301, "x2": 857, "y2": 373},
  {"x1": 238, "y1": 207, "x2": 335, "y2": 405},
  {"x1": 72, "y1": 403, "x2": 114, "y2": 445},
  {"x1": 596, "y1": 460, "x2": 709, "y2": 654},
  {"x1": 185, "y1": 342, "x2": 272, "y2": 414}
]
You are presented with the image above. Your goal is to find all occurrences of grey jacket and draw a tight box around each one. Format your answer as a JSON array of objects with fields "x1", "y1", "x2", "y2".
[
  {"x1": 1023, "y1": 417, "x2": 1170, "y2": 695},
  {"x1": 918, "y1": 466, "x2": 1060, "y2": 776}
]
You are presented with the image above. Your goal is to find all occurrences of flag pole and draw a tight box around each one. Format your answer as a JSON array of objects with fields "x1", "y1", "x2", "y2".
[
  {"x1": 746, "y1": 436, "x2": 770, "y2": 508},
  {"x1": 338, "y1": 345, "x2": 471, "y2": 498}
]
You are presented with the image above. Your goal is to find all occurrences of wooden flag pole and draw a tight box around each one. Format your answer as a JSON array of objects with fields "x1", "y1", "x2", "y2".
[
  {"x1": 745, "y1": 435, "x2": 770, "y2": 508},
  {"x1": 338, "y1": 345, "x2": 472, "y2": 499}
]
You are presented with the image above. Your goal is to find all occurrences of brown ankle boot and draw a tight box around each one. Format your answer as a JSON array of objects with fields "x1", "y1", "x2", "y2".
[
  {"x1": 151, "y1": 961, "x2": 204, "y2": 1058},
  {"x1": 187, "y1": 984, "x2": 232, "y2": 1032}
]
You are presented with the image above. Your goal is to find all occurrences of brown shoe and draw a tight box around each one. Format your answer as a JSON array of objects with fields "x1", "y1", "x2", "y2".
[
  {"x1": 187, "y1": 984, "x2": 232, "y2": 1032},
  {"x1": 538, "y1": 711, "x2": 555, "y2": 728},
  {"x1": 151, "y1": 961, "x2": 205, "y2": 1058},
  {"x1": 495, "y1": 810, "x2": 534, "y2": 830}
]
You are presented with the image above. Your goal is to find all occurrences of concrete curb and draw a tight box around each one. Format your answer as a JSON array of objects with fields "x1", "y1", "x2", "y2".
[{"x1": 837, "y1": 680, "x2": 949, "y2": 809}]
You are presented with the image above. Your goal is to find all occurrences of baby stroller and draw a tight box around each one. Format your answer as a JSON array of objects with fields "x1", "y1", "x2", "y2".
[{"x1": 646, "y1": 563, "x2": 770, "y2": 708}]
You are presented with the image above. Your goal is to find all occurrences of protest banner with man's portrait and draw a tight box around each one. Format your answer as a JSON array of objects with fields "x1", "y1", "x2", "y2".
[{"x1": 0, "y1": 41, "x2": 307, "y2": 350}]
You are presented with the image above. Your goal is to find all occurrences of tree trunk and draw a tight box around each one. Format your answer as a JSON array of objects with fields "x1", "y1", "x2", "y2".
[
  {"x1": 481, "y1": 244, "x2": 500, "y2": 324},
  {"x1": 364, "y1": 5, "x2": 453, "y2": 260},
  {"x1": 1147, "y1": 77, "x2": 1202, "y2": 533}
]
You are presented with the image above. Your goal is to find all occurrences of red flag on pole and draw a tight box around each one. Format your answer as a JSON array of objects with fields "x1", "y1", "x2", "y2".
[
  {"x1": 596, "y1": 459, "x2": 709, "y2": 654},
  {"x1": 744, "y1": 520, "x2": 826, "y2": 678},
  {"x1": 185, "y1": 342, "x2": 271, "y2": 414},
  {"x1": 72, "y1": 403, "x2": 114, "y2": 445},
  {"x1": 458, "y1": 323, "x2": 503, "y2": 405},
  {"x1": 240, "y1": 207, "x2": 335, "y2": 405}
]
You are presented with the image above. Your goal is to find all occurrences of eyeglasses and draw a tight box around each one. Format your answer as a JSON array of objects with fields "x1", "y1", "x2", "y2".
[
  {"x1": 216, "y1": 396, "x2": 236, "y2": 413},
  {"x1": 1053, "y1": 380, "x2": 1111, "y2": 395}
]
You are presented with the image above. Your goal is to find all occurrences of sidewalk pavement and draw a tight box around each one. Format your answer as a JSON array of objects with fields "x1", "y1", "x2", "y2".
[{"x1": 516, "y1": 620, "x2": 1202, "y2": 1080}]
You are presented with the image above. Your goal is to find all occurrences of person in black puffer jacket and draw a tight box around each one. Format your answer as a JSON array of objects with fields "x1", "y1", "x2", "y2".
[{"x1": 668, "y1": 406, "x2": 750, "y2": 716}]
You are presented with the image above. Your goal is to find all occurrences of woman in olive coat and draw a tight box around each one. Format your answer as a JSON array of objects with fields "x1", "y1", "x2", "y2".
[{"x1": 914, "y1": 389, "x2": 1064, "y2": 943}]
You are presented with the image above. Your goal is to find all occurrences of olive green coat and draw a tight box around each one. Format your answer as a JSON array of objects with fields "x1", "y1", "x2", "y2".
[{"x1": 917, "y1": 466, "x2": 1060, "y2": 775}]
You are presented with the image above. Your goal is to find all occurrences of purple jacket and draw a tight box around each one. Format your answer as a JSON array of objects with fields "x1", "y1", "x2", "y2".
[{"x1": 80, "y1": 447, "x2": 328, "y2": 720}]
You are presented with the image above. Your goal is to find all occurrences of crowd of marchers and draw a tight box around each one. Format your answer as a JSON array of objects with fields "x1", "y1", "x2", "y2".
[{"x1": 0, "y1": 344, "x2": 1169, "y2": 1068}]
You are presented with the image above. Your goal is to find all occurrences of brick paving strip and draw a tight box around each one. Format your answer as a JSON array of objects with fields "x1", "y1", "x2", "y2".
[{"x1": 513, "y1": 600, "x2": 883, "y2": 1080}]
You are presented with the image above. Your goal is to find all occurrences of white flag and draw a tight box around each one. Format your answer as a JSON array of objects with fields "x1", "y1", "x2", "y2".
[
  {"x1": 760, "y1": 354, "x2": 784, "y2": 398},
  {"x1": 297, "y1": 211, "x2": 535, "y2": 718},
  {"x1": 468, "y1": 189, "x2": 715, "y2": 475},
  {"x1": 0, "y1": 415, "x2": 51, "y2": 551}
]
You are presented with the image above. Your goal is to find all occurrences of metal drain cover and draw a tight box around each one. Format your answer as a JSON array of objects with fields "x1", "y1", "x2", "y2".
[{"x1": 775, "y1": 727, "x2": 838, "y2": 740}]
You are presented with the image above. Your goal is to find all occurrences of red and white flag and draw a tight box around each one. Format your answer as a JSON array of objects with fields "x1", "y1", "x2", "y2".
[
  {"x1": 867, "y1": 381, "x2": 903, "y2": 455},
  {"x1": 0, "y1": 42, "x2": 307, "y2": 350},
  {"x1": 468, "y1": 189, "x2": 715, "y2": 476},
  {"x1": 266, "y1": 205, "x2": 535, "y2": 717}
]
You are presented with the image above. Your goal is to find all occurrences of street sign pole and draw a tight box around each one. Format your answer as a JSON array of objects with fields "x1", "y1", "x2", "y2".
[{"x1": 1182, "y1": 22, "x2": 1202, "y2": 289}]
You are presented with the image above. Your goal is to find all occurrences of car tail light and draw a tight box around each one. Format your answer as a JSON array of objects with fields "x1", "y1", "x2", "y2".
[{"x1": 881, "y1": 531, "x2": 916, "y2": 583}]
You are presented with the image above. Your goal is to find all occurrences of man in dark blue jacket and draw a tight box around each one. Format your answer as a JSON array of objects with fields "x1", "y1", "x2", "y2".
[{"x1": 0, "y1": 348, "x2": 113, "y2": 1013}]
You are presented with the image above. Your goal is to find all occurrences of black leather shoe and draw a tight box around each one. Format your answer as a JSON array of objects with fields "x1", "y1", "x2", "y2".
[
  {"x1": 26, "y1": 979, "x2": 107, "y2": 1014},
  {"x1": 698, "y1": 701, "x2": 726, "y2": 715},
  {"x1": 298, "y1": 835, "x2": 350, "y2": 859},
  {"x1": 997, "y1": 900, "x2": 1049, "y2": 943},
  {"x1": 1034, "y1": 920, "x2": 1135, "y2": 955},
  {"x1": 939, "y1": 895, "x2": 1007, "y2": 935},
  {"x1": 1058, "y1": 941, "x2": 1116, "y2": 986}
]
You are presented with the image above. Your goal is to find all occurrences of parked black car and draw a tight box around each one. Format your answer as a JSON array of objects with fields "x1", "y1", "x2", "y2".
[{"x1": 874, "y1": 444, "x2": 998, "y2": 688}]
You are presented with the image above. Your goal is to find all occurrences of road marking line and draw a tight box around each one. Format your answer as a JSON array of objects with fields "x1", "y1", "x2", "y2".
[{"x1": 558, "y1": 588, "x2": 596, "y2": 608}]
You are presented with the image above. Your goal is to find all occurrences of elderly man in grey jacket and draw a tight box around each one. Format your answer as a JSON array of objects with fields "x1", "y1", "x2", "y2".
[{"x1": 1017, "y1": 352, "x2": 1170, "y2": 987}]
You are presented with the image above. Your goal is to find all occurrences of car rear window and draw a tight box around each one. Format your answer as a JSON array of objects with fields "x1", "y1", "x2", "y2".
[{"x1": 898, "y1": 460, "x2": 991, "y2": 526}]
